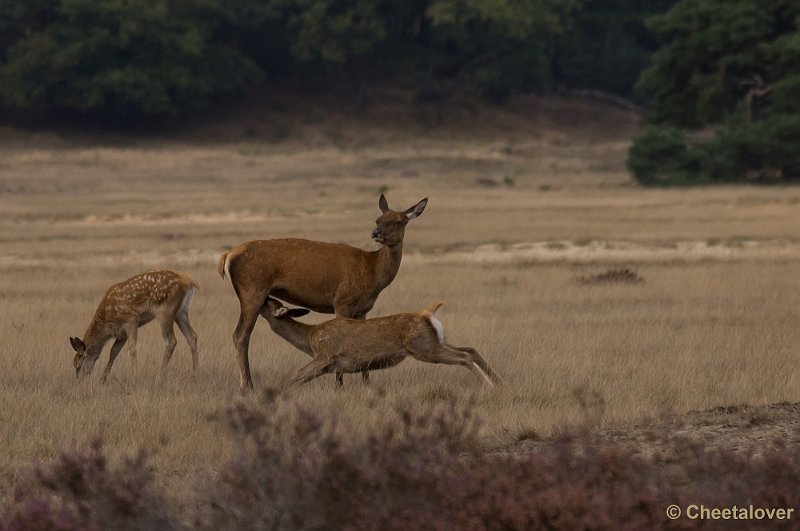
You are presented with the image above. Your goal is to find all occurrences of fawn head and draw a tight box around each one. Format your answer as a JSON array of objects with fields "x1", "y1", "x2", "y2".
[
  {"x1": 265, "y1": 297, "x2": 311, "y2": 320},
  {"x1": 371, "y1": 195, "x2": 428, "y2": 246},
  {"x1": 69, "y1": 336, "x2": 96, "y2": 379}
]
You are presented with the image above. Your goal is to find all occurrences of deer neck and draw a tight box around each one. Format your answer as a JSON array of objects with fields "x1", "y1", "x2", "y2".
[
  {"x1": 267, "y1": 318, "x2": 314, "y2": 356},
  {"x1": 373, "y1": 241, "x2": 403, "y2": 290},
  {"x1": 83, "y1": 314, "x2": 111, "y2": 359}
]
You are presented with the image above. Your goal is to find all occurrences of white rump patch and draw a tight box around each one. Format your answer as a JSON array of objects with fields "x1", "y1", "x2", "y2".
[
  {"x1": 224, "y1": 255, "x2": 232, "y2": 281},
  {"x1": 429, "y1": 316, "x2": 445, "y2": 344},
  {"x1": 179, "y1": 286, "x2": 195, "y2": 314}
]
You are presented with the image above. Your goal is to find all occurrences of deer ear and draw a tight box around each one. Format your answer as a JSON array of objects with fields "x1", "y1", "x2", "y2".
[
  {"x1": 405, "y1": 197, "x2": 428, "y2": 219},
  {"x1": 70, "y1": 337, "x2": 85, "y2": 352},
  {"x1": 378, "y1": 194, "x2": 389, "y2": 213},
  {"x1": 287, "y1": 308, "x2": 311, "y2": 318}
]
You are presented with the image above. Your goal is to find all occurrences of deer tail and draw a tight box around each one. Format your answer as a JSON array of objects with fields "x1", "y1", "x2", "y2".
[
  {"x1": 217, "y1": 251, "x2": 229, "y2": 279},
  {"x1": 218, "y1": 247, "x2": 245, "y2": 282},
  {"x1": 187, "y1": 276, "x2": 201, "y2": 292},
  {"x1": 422, "y1": 301, "x2": 443, "y2": 317}
]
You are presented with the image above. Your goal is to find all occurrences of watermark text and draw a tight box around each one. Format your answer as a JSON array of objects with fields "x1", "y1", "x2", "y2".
[{"x1": 666, "y1": 504, "x2": 794, "y2": 521}]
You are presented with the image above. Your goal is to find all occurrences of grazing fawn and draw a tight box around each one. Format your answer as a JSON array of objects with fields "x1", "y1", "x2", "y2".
[
  {"x1": 69, "y1": 270, "x2": 199, "y2": 381},
  {"x1": 218, "y1": 194, "x2": 427, "y2": 391},
  {"x1": 260, "y1": 297, "x2": 500, "y2": 388}
]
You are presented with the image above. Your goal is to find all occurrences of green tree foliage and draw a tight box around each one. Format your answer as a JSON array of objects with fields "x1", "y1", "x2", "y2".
[
  {"x1": 0, "y1": 0, "x2": 671, "y2": 116},
  {"x1": 554, "y1": 0, "x2": 675, "y2": 97},
  {"x1": 0, "y1": 0, "x2": 268, "y2": 115},
  {"x1": 277, "y1": 0, "x2": 388, "y2": 65},
  {"x1": 637, "y1": 0, "x2": 800, "y2": 128},
  {"x1": 424, "y1": 0, "x2": 581, "y2": 100},
  {"x1": 629, "y1": 0, "x2": 800, "y2": 185},
  {"x1": 626, "y1": 126, "x2": 695, "y2": 185}
]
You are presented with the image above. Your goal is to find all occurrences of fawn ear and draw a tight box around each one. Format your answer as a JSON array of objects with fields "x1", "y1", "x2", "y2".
[
  {"x1": 287, "y1": 308, "x2": 311, "y2": 318},
  {"x1": 378, "y1": 194, "x2": 389, "y2": 213},
  {"x1": 405, "y1": 197, "x2": 428, "y2": 219},
  {"x1": 70, "y1": 337, "x2": 85, "y2": 352}
]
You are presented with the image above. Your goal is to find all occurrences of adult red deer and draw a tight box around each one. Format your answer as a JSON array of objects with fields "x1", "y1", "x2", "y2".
[{"x1": 218, "y1": 194, "x2": 427, "y2": 391}]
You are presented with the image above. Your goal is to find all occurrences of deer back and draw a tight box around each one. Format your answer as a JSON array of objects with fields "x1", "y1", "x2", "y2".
[
  {"x1": 223, "y1": 239, "x2": 384, "y2": 313},
  {"x1": 308, "y1": 312, "x2": 432, "y2": 358},
  {"x1": 95, "y1": 270, "x2": 197, "y2": 329}
]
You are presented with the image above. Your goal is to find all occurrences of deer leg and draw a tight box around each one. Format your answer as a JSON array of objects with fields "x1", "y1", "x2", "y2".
[
  {"x1": 158, "y1": 317, "x2": 178, "y2": 373},
  {"x1": 287, "y1": 358, "x2": 334, "y2": 387},
  {"x1": 351, "y1": 312, "x2": 371, "y2": 384},
  {"x1": 412, "y1": 345, "x2": 495, "y2": 387},
  {"x1": 332, "y1": 304, "x2": 368, "y2": 386},
  {"x1": 100, "y1": 336, "x2": 127, "y2": 383},
  {"x1": 122, "y1": 322, "x2": 138, "y2": 365},
  {"x1": 176, "y1": 312, "x2": 198, "y2": 371},
  {"x1": 452, "y1": 346, "x2": 502, "y2": 384},
  {"x1": 233, "y1": 296, "x2": 266, "y2": 392},
  {"x1": 335, "y1": 371, "x2": 344, "y2": 387}
]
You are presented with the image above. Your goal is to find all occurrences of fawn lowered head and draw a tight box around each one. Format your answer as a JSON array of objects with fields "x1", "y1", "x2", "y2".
[
  {"x1": 371, "y1": 194, "x2": 428, "y2": 246},
  {"x1": 69, "y1": 336, "x2": 96, "y2": 379}
]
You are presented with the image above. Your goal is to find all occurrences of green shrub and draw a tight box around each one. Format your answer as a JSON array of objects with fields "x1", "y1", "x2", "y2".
[
  {"x1": 627, "y1": 126, "x2": 699, "y2": 185},
  {"x1": 707, "y1": 115, "x2": 800, "y2": 182},
  {"x1": 629, "y1": 117, "x2": 800, "y2": 186}
]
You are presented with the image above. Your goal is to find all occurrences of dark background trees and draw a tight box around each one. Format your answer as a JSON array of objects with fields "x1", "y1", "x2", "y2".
[
  {"x1": 628, "y1": 0, "x2": 800, "y2": 184},
  {"x1": 0, "y1": 0, "x2": 661, "y2": 115},
  {"x1": 1, "y1": 0, "x2": 798, "y2": 185}
]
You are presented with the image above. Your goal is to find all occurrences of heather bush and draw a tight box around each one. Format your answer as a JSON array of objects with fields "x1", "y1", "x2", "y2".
[
  {"x1": 194, "y1": 393, "x2": 672, "y2": 530},
  {"x1": 195, "y1": 392, "x2": 485, "y2": 530},
  {"x1": 0, "y1": 437, "x2": 175, "y2": 531},
  {"x1": 196, "y1": 393, "x2": 800, "y2": 530},
  {"x1": 6, "y1": 395, "x2": 800, "y2": 530}
]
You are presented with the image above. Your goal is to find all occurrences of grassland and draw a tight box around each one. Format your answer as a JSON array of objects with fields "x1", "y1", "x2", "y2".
[{"x1": 1, "y1": 94, "x2": 800, "y2": 502}]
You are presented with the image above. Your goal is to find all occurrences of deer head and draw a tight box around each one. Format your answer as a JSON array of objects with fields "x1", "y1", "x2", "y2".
[
  {"x1": 265, "y1": 297, "x2": 311, "y2": 319},
  {"x1": 371, "y1": 195, "x2": 428, "y2": 246},
  {"x1": 69, "y1": 336, "x2": 97, "y2": 379}
]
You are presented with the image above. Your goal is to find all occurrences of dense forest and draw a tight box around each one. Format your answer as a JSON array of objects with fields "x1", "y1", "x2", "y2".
[{"x1": 1, "y1": 0, "x2": 798, "y2": 184}]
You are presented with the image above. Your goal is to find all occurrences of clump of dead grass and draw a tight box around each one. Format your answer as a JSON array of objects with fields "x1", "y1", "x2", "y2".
[{"x1": 578, "y1": 267, "x2": 645, "y2": 285}]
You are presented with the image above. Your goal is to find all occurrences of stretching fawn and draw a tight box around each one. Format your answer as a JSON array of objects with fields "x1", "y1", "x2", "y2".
[{"x1": 260, "y1": 297, "x2": 500, "y2": 388}]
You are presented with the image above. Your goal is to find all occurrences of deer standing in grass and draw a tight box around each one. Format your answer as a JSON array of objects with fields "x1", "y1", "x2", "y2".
[
  {"x1": 69, "y1": 270, "x2": 199, "y2": 381},
  {"x1": 260, "y1": 297, "x2": 500, "y2": 387},
  {"x1": 218, "y1": 194, "x2": 427, "y2": 391}
]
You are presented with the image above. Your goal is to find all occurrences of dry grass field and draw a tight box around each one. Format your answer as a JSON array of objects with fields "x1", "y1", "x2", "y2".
[{"x1": 1, "y1": 94, "x2": 800, "y2": 506}]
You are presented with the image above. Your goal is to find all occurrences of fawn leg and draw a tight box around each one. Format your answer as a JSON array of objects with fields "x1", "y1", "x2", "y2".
[
  {"x1": 412, "y1": 345, "x2": 495, "y2": 387},
  {"x1": 100, "y1": 336, "x2": 128, "y2": 383},
  {"x1": 453, "y1": 346, "x2": 502, "y2": 383},
  {"x1": 176, "y1": 312, "x2": 198, "y2": 371},
  {"x1": 287, "y1": 358, "x2": 334, "y2": 387}
]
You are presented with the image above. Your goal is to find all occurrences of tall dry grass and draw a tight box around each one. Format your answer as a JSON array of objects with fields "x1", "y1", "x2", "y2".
[{"x1": 1, "y1": 97, "x2": 800, "y2": 502}]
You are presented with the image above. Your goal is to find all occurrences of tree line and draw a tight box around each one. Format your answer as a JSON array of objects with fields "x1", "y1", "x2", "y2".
[
  {"x1": 1, "y1": 0, "x2": 798, "y2": 184},
  {"x1": 0, "y1": 0, "x2": 669, "y2": 115}
]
